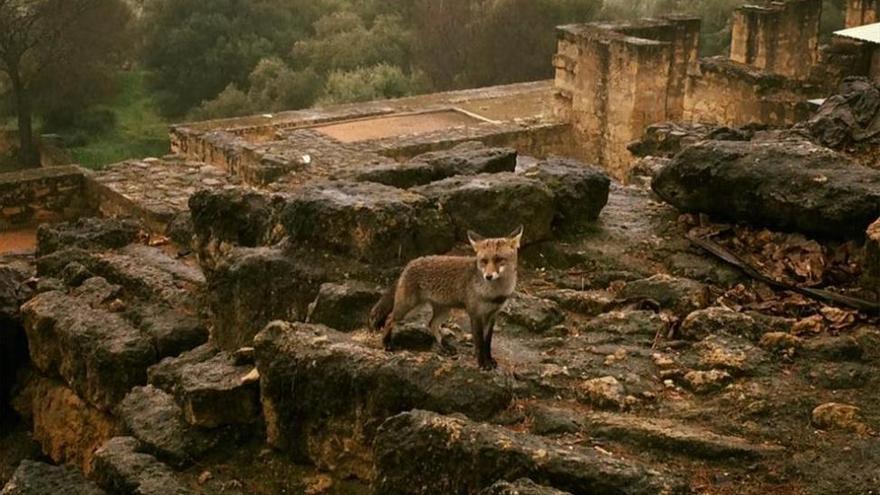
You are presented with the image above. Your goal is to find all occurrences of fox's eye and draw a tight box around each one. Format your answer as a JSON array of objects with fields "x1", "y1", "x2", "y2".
[
  {"x1": 493, "y1": 257, "x2": 503, "y2": 265},
  {"x1": 480, "y1": 259, "x2": 488, "y2": 266}
]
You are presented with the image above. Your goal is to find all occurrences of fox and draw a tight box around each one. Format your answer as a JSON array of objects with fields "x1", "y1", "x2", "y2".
[{"x1": 369, "y1": 226, "x2": 523, "y2": 370}]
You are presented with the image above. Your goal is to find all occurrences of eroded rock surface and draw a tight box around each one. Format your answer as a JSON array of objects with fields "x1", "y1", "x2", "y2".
[{"x1": 652, "y1": 139, "x2": 880, "y2": 238}]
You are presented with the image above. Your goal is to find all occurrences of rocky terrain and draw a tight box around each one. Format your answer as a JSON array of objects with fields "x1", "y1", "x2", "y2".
[{"x1": 2, "y1": 79, "x2": 880, "y2": 495}]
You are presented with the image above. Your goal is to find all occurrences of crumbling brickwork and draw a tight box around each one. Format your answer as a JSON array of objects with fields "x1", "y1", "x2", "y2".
[
  {"x1": 554, "y1": 0, "x2": 852, "y2": 180},
  {"x1": 730, "y1": 0, "x2": 822, "y2": 79},
  {"x1": 554, "y1": 17, "x2": 700, "y2": 179},
  {"x1": 846, "y1": 0, "x2": 879, "y2": 27}
]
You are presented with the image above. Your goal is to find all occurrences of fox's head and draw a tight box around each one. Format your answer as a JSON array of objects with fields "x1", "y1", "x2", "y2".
[{"x1": 467, "y1": 226, "x2": 523, "y2": 282}]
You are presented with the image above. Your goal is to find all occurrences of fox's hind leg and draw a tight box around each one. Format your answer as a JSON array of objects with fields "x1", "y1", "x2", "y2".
[
  {"x1": 429, "y1": 305, "x2": 452, "y2": 354},
  {"x1": 382, "y1": 289, "x2": 419, "y2": 351}
]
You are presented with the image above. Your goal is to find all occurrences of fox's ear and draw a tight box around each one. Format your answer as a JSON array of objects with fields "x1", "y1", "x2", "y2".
[
  {"x1": 467, "y1": 230, "x2": 484, "y2": 247},
  {"x1": 507, "y1": 225, "x2": 524, "y2": 248}
]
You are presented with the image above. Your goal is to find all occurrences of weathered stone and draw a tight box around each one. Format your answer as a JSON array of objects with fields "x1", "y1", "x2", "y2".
[
  {"x1": 801, "y1": 335, "x2": 863, "y2": 362},
  {"x1": 521, "y1": 157, "x2": 610, "y2": 228},
  {"x1": 117, "y1": 386, "x2": 216, "y2": 467},
  {"x1": 579, "y1": 310, "x2": 667, "y2": 343},
  {"x1": 497, "y1": 294, "x2": 565, "y2": 334},
  {"x1": 811, "y1": 402, "x2": 872, "y2": 435},
  {"x1": 306, "y1": 281, "x2": 383, "y2": 332},
  {"x1": 652, "y1": 139, "x2": 880, "y2": 239},
  {"x1": 356, "y1": 142, "x2": 517, "y2": 188},
  {"x1": 0, "y1": 264, "x2": 32, "y2": 421},
  {"x1": 188, "y1": 187, "x2": 285, "y2": 271},
  {"x1": 12, "y1": 375, "x2": 123, "y2": 474},
  {"x1": 578, "y1": 376, "x2": 625, "y2": 410},
  {"x1": 386, "y1": 322, "x2": 436, "y2": 351},
  {"x1": 280, "y1": 180, "x2": 455, "y2": 264},
  {"x1": 527, "y1": 404, "x2": 583, "y2": 435},
  {"x1": 164, "y1": 212, "x2": 194, "y2": 248},
  {"x1": 36, "y1": 245, "x2": 204, "y2": 310},
  {"x1": 35, "y1": 217, "x2": 140, "y2": 258},
  {"x1": 693, "y1": 335, "x2": 767, "y2": 375},
  {"x1": 61, "y1": 261, "x2": 92, "y2": 287},
  {"x1": 482, "y1": 478, "x2": 573, "y2": 495},
  {"x1": 92, "y1": 437, "x2": 193, "y2": 495},
  {"x1": 758, "y1": 332, "x2": 803, "y2": 351},
  {"x1": 583, "y1": 413, "x2": 782, "y2": 459},
  {"x1": 679, "y1": 307, "x2": 764, "y2": 341},
  {"x1": 852, "y1": 326, "x2": 880, "y2": 361},
  {"x1": 254, "y1": 322, "x2": 512, "y2": 480},
  {"x1": 806, "y1": 77, "x2": 880, "y2": 149},
  {"x1": 205, "y1": 246, "x2": 327, "y2": 351},
  {"x1": 147, "y1": 344, "x2": 259, "y2": 428},
  {"x1": 21, "y1": 290, "x2": 156, "y2": 410},
  {"x1": 413, "y1": 173, "x2": 555, "y2": 244},
  {"x1": 864, "y1": 218, "x2": 880, "y2": 289},
  {"x1": 127, "y1": 305, "x2": 208, "y2": 360},
  {"x1": 680, "y1": 369, "x2": 732, "y2": 394},
  {"x1": 619, "y1": 275, "x2": 707, "y2": 314},
  {"x1": 373, "y1": 409, "x2": 685, "y2": 495},
  {"x1": 806, "y1": 362, "x2": 871, "y2": 389},
  {"x1": 1, "y1": 461, "x2": 105, "y2": 495},
  {"x1": 539, "y1": 289, "x2": 615, "y2": 316}
]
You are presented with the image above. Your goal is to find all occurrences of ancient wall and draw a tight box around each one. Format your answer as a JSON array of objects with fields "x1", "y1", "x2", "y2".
[
  {"x1": 0, "y1": 166, "x2": 91, "y2": 229},
  {"x1": 846, "y1": 0, "x2": 879, "y2": 27},
  {"x1": 730, "y1": 0, "x2": 822, "y2": 79},
  {"x1": 554, "y1": 18, "x2": 700, "y2": 180},
  {"x1": 683, "y1": 57, "x2": 815, "y2": 126}
]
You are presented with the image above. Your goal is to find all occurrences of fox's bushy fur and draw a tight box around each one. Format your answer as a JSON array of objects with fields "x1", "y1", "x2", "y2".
[{"x1": 369, "y1": 226, "x2": 523, "y2": 369}]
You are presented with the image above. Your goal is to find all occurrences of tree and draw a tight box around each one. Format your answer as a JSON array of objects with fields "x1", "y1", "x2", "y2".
[
  {"x1": 141, "y1": 0, "x2": 303, "y2": 117},
  {"x1": 319, "y1": 63, "x2": 416, "y2": 105},
  {"x1": 0, "y1": 0, "x2": 130, "y2": 167}
]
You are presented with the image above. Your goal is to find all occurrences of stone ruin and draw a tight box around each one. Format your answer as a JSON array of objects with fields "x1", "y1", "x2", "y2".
[{"x1": 2, "y1": 1, "x2": 880, "y2": 494}]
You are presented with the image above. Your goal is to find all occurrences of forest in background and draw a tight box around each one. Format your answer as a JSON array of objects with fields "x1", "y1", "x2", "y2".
[{"x1": 0, "y1": 0, "x2": 847, "y2": 169}]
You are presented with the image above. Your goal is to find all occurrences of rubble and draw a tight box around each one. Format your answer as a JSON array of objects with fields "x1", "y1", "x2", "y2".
[
  {"x1": 1, "y1": 460, "x2": 105, "y2": 495},
  {"x1": 281, "y1": 180, "x2": 456, "y2": 264},
  {"x1": 373, "y1": 409, "x2": 685, "y2": 495},
  {"x1": 413, "y1": 173, "x2": 555, "y2": 243},
  {"x1": 21, "y1": 289, "x2": 156, "y2": 410},
  {"x1": 497, "y1": 293, "x2": 565, "y2": 334},
  {"x1": 91, "y1": 437, "x2": 193, "y2": 495},
  {"x1": 254, "y1": 321, "x2": 512, "y2": 479},
  {"x1": 355, "y1": 142, "x2": 517, "y2": 188},
  {"x1": 13, "y1": 375, "x2": 122, "y2": 473},
  {"x1": 35, "y1": 218, "x2": 141, "y2": 258},
  {"x1": 147, "y1": 344, "x2": 260, "y2": 428},
  {"x1": 811, "y1": 402, "x2": 872, "y2": 435},
  {"x1": 482, "y1": 478, "x2": 573, "y2": 495},
  {"x1": 653, "y1": 139, "x2": 880, "y2": 238},
  {"x1": 520, "y1": 157, "x2": 610, "y2": 229},
  {"x1": 117, "y1": 385, "x2": 217, "y2": 467},
  {"x1": 805, "y1": 77, "x2": 880, "y2": 150},
  {"x1": 306, "y1": 281, "x2": 383, "y2": 332}
]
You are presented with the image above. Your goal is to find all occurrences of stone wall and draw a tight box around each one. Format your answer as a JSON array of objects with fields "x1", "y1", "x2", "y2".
[
  {"x1": 683, "y1": 57, "x2": 816, "y2": 126},
  {"x1": 730, "y1": 0, "x2": 822, "y2": 80},
  {"x1": 846, "y1": 0, "x2": 879, "y2": 27},
  {"x1": 0, "y1": 166, "x2": 91, "y2": 229},
  {"x1": 554, "y1": 17, "x2": 700, "y2": 180}
]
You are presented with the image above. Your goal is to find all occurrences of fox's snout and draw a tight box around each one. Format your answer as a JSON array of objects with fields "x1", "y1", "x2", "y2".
[{"x1": 481, "y1": 264, "x2": 505, "y2": 281}]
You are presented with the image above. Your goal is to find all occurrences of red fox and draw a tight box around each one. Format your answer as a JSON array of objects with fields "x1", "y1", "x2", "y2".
[{"x1": 369, "y1": 226, "x2": 523, "y2": 370}]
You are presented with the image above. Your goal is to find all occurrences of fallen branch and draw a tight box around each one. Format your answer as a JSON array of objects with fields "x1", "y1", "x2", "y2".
[{"x1": 687, "y1": 232, "x2": 880, "y2": 314}]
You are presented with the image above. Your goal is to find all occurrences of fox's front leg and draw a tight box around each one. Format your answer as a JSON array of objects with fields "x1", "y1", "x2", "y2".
[
  {"x1": 469, "y1": 315, "x2": 490, "y2": 369},
  {"x1": 481, "y1": 312, "x2": 498, "y2": 370}
]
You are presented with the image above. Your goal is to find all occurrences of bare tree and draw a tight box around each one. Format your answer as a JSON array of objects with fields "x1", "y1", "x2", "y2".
[{"x1": 0, "y1": 0, "x2": 103, "y2": 167}]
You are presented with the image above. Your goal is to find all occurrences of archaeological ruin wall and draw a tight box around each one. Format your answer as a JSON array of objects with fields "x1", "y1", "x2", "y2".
[
  {"x1": 846, "y1": 0, "x2": 879, "y2": 27},
  {"x1": 729, "y1": 0, "x2": 822, "y2": 79},
  {"x1": 553, "y1": 0, "x2": 869, "y2": 181}
]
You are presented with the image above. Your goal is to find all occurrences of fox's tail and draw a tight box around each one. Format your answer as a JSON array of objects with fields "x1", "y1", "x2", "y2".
[{"x1": 369, "y1": 284, "x2": 395, "y2": 331}]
